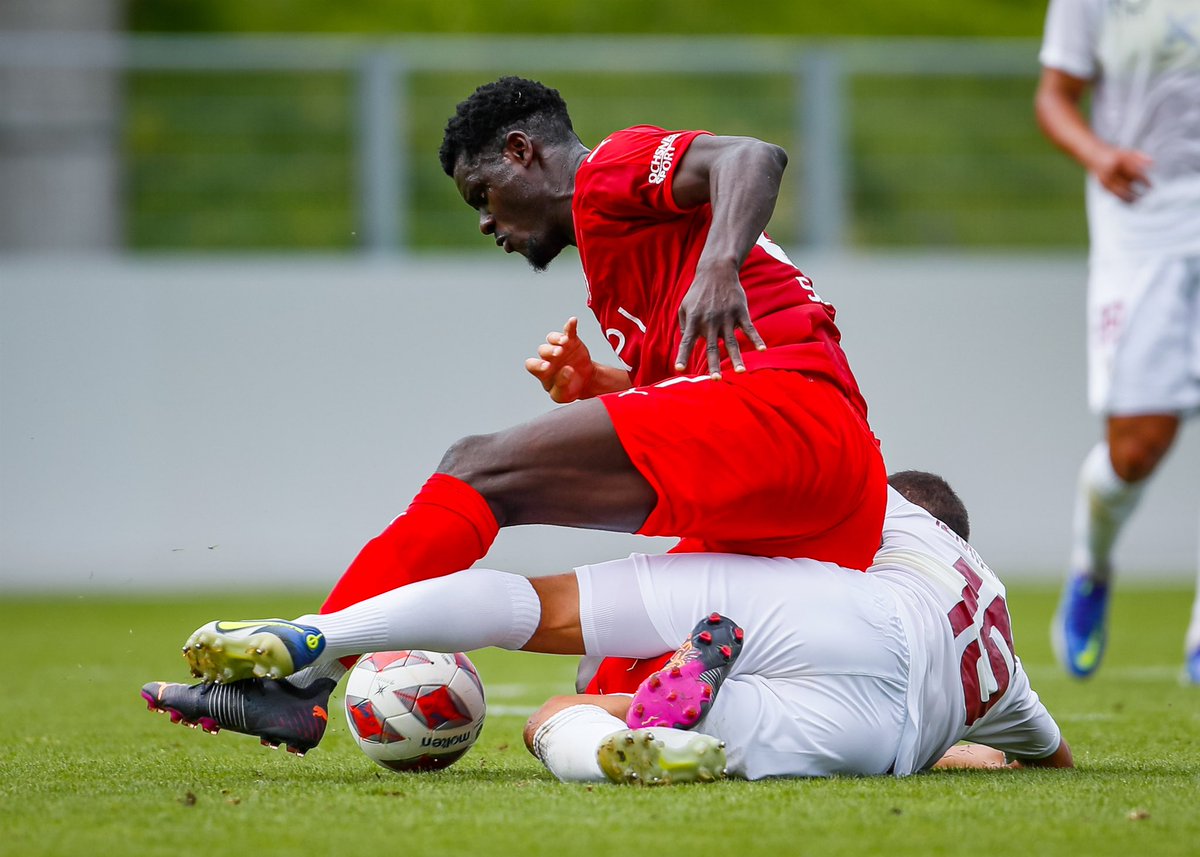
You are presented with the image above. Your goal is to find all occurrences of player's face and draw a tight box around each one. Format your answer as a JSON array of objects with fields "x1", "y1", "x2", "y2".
[{"x1": 453, "y1": 152, "x2": 568, "y2": 272}]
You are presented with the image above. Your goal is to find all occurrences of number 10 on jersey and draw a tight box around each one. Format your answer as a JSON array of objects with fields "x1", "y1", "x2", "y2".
[{"x1": 948, "y1": 558, "x2": 1015, "y2": 726}]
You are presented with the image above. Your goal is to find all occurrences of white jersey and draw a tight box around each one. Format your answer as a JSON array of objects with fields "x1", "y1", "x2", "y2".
[
  {"x1": 576, "y1": 487, "x2": 1060, "y2": 778},
  {"x1": 869, "y1": 488, "x2": 1061, "y2": 774},
  {"x1": 1040, "y1": 0, "x2": 1200, "y2": 258}
]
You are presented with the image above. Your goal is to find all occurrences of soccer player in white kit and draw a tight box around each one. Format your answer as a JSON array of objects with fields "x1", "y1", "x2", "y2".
[
  {"x1": 1036, "y1": 0, "x2": 1200, "y2": 681},
  {"x1": 525, "y1": 474, "x2": 1068, "y2": 782},
  {"x1": 161, "y1": 472, "x2": 1070, "y2": 781}
]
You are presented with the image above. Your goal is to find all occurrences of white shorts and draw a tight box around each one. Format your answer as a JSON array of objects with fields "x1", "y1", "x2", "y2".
[
  {"x1": 575, "y1": 552, "x2": 910, "y2": 779},
  {"x1": 1087, "y1": 253, "x2": 1200, "y2": 415}
]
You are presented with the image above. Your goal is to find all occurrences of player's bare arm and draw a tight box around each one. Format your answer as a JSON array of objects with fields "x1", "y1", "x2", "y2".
[
  {"x1": 524, "y1": 316, "x2": 633, "y2": 402},
  {"x1": 933, "y1": 739, "x2": 1073, "y2": 770},
  {"x1": 669, "y1": 135, "x2": 779, "y2": 376},
  {"x1": 932, "y1": 744, "x2": 1011, "y2": 769},
  {"x1": 1035, "y1": 67, "x2": 1152, "y2": 203}
]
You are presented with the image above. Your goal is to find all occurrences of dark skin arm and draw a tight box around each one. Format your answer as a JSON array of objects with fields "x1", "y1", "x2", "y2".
[
  {"x1": 1035, "y1": 67, "x2": 1152, "y2": 203},
  {"x1": 669, "y1": 135, "x2": 785, "y2": 376}
]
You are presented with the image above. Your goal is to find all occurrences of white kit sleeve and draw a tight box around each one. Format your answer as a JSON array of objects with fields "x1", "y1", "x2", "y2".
[
  {"x1": 960, "y1": 660, "x2": 1063, "y2": 761},
  {"x1": 1039, "y1": 0, "x2": 1101, "y2": 80}
]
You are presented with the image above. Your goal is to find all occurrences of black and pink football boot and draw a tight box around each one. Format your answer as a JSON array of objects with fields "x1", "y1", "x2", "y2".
[
  {"x1": 626, "y1": 613, "x2": 744, "y2": 731},
  {"x1": 141, "y1": 677, "x2": 335, "y2": 755}
]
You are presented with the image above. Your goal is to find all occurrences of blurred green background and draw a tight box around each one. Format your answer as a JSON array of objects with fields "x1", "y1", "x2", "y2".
[
  {"x1": 118, "y1": 0, "x2": 1084, "y2": 253},
  {"x1": 127, "y1": 1, "x2": 1050, "y2": 38}
]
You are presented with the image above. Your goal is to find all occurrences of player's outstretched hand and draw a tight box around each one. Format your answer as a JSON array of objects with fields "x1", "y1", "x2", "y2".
[
  {"x1": 525, "y1": 317, "x2": 595, "y2": 403},
  {"x1": 675, "y1": 264, "x2": 766, "y2": 377},
  {"x1": 1090, "y1": 146, "x2": 1153, "y2": 203}
]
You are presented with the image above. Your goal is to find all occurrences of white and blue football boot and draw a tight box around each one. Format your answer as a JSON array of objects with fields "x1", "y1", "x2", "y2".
[
  {"x1": 1051, "y1": 575, "x2": 1109, "y2": 679},
  {"x1": 183, "y1": 619, "x2": 326, "y2": 683},
  {"x1": 1183, "y1": 645, "x2": 1200, "y2": 686}
]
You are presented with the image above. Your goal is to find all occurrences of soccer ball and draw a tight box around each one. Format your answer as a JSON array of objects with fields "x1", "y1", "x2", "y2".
[{"x1": 344, "y1": 650, "x2": 486, "y2": 772}]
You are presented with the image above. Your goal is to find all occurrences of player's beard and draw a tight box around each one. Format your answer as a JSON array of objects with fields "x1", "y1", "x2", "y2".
[{"x1": 524, "y1": 235, "x2": 560, "y2": 273}]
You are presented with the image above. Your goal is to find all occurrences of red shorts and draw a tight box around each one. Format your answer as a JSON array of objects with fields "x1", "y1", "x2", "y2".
[
  {"x1": 600, "y1": 369, "x2": 886, "y2": 571},
  {"x1": 585, "y1": 653, "x2": 673, "y2": 696}
]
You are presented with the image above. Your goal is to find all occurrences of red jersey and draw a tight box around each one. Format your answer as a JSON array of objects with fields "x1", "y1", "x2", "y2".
[{"x1": 572, "y1": 126, "x2": 867, "y2": 418}]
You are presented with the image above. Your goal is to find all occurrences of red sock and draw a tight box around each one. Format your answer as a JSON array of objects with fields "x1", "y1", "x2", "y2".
[{"x1": 320, "y1": 473, "x2": 499, "y2": 617}]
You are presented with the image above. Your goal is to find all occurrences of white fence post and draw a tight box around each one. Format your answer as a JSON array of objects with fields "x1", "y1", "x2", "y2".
[
  {"x1": 799, "y1": 49, "x2": 847, "y2": 250},
  {"x1": 357, "y1": 50, "x2": 400, "y2": 255}
]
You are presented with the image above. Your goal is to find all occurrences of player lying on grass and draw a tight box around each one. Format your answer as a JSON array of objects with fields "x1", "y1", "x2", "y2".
[{"x1": 144, "y1": 472, "x2": 1072, "y2": 782}]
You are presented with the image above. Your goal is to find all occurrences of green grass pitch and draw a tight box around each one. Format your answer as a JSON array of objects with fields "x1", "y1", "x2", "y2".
[{"x1": 2, "y1": 585, "x2": 1198, "y2": 856}]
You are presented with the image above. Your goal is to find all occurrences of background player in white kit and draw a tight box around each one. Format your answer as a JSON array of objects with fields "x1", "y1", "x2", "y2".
[
  {"x1": 153, "y1": 472, "x2": 1071, "y2": 781},
  {"x1": 1036, "y1": 0, "x2": 1200, "y2": 681}
]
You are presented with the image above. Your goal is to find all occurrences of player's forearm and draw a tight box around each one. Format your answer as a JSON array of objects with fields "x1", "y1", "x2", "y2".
[
  {"x1": 694, "y1": 140, "x2": 787, "y2": 275},
  {"x1": 934, "y1": 738, "x2": 1074, "y2": 771},
  {"x1": 936, "y1": 734, "x2": 1080, "y2": 768},
  {"x1": 932, "y1": 744, "x2": 1009, "y2": 769},
  {"x1": 1035, "y1": 74, "x2": 1107, "y2": 174}
]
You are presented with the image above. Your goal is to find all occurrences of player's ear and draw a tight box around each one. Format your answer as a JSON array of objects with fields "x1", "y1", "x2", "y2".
[{"x1": 503, "y1": 131, "x2": 535, "y2": 168}]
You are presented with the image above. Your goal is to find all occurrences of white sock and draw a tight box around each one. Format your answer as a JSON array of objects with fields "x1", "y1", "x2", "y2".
[
  {"x1": 531, "y1": 704, "x2": 626, "y2": 783},
  {"x1": 1069, "y1": 442, "x2": 1145, "y2": 583},
  {"x1": 296, "y1": 569, "x2": 541, "y2": 662}
]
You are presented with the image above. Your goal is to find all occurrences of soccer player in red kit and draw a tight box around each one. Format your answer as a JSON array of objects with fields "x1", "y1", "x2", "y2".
[{"x1": 141, "y1": 76, "x2": 887, "y2": 753}]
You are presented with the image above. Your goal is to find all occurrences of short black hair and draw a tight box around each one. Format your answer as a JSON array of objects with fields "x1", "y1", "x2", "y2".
[
  {"x1": 888, "y1": 470, "x2": 970, "y2": 542},
  {"x1": 439, "y1": 76, "x2": 577, "y2": 176}
]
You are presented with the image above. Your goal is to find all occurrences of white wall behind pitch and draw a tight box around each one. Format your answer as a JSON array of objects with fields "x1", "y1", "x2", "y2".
[{"x1": 1, "y1": 253, "x2": 1195, "y2": 591}]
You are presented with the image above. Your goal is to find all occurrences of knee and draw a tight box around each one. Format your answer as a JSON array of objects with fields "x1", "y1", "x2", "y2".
[
  {"x1": 437, "y1": 431, "x2": 540, "y2": 527},
  {"x1": 437, "y1": 433, "x2": 499, "y2": 485},
  {"x1": 1107, "y1": 432, "x2": 1172, "y2": 483}
]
